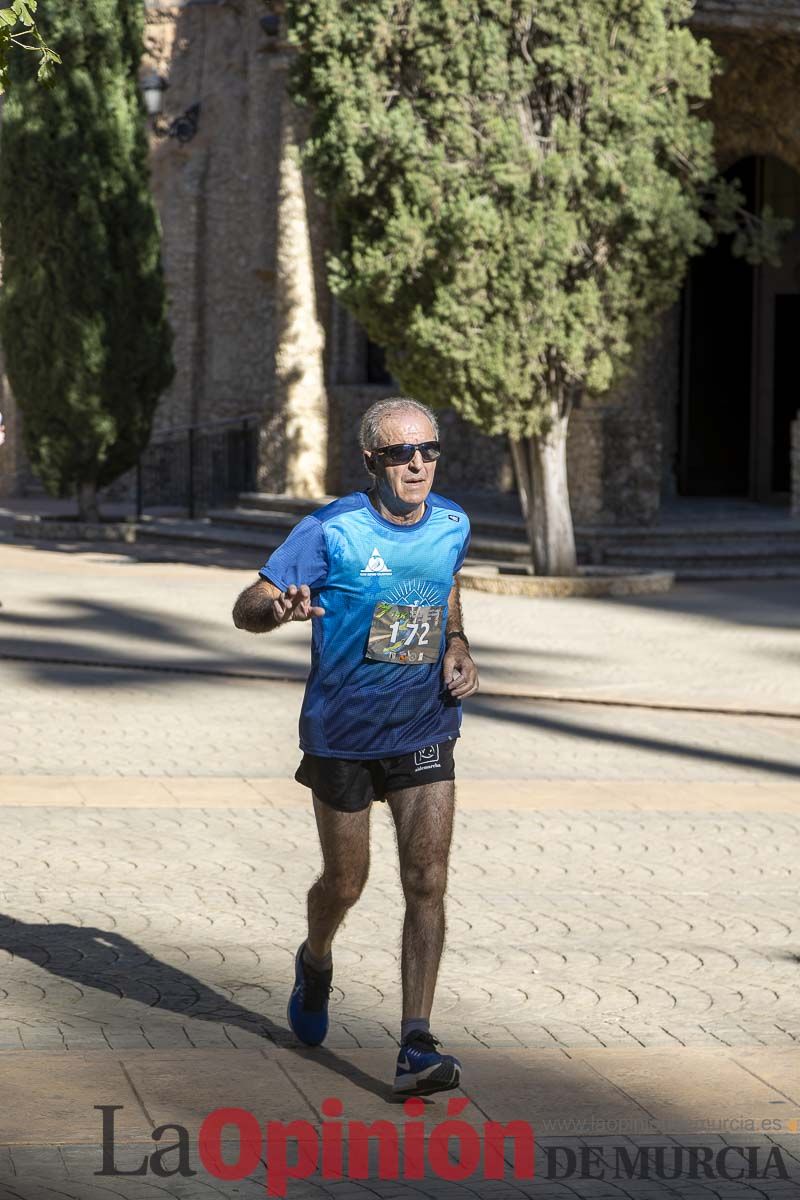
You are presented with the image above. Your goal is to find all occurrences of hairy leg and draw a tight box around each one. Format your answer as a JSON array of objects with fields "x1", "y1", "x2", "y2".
[
  {"x1": 306, "y1": 796, "x2": 371, "y2": 959},
  {"x1": 386, "y1": 780, "x2": 455, "y2": 1021}
]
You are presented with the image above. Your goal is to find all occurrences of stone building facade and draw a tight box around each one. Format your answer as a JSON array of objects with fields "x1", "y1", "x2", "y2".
[{"x1": 1, "y1": 0, "x2": 799, "y2": 522}]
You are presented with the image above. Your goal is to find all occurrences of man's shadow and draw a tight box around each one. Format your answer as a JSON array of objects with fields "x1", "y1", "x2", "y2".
[{"x1": 0, "y1": 913, "x2": 392, "y2": 1100}]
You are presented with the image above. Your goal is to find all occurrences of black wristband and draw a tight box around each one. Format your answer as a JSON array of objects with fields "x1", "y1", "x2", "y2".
[{"x1": 445, "y1": 629, "x2": 470, "y2": 651}]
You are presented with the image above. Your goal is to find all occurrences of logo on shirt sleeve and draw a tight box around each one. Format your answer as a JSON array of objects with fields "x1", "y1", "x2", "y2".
[{"x1": 360, "y1": 547, "x2": 392, "y2": 576}]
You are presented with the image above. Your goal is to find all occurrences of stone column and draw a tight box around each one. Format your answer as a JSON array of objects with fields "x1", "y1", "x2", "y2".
[{"x1": 270, "y1": 79, "x2": 328, "y2": 498}]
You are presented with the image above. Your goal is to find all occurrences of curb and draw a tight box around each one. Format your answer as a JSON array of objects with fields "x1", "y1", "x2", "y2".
[
  {"x1": 477, "y1": 683, "x2": 800, "y2": 720},
  {"x1": 12, "y1": 514, "x2": 137, "y2": 543},
  {"x1": 460, "y1": 566, "x2": 675, "y2": 597}
]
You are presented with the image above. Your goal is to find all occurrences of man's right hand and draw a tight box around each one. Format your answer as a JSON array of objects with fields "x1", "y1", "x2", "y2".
[
  {"x1": 233, "y1": 579, "x2": 324, "y2": 632},
  {"x1": 272, "y1": 584, "x2": 325, "y2": 624}
]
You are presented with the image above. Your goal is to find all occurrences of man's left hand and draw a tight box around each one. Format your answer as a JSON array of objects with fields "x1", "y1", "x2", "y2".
[{"x1": 443, "y1": 641, "x2": 479, "y2": 700}]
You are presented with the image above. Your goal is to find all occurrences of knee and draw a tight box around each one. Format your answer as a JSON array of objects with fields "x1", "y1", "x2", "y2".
[
  {"x1": 318, "y1": 867, "x2": 368, "y2": 910},
  {"x1": 401, "y1": 862, "x2": 447, "y2": 906}
]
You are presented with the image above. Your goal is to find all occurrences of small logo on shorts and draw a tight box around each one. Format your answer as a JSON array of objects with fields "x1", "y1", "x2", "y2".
[{"x1": 414, "y1": 745, "x2": 440, "y2": 771}]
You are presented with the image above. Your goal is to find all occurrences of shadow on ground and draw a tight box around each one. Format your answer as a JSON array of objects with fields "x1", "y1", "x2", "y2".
[
  {"x1": 3, "y1": 533, "x2": 262, "y2": 572},
  {"x1": 606, "y1": 579, "x2": 800, "y2": 633},
  {"x1": 0, "y1": 913, "x2": 391, "y2": 1101},
  {"x1": 2, "y1": 910, "x2": 799, "y2": 1197},
  {"x1": 0, "y1": 594, "x2": 588, "y2": 691},
  {"x1": 467, "y1": 696, "x2": 800, "y2": 779}
]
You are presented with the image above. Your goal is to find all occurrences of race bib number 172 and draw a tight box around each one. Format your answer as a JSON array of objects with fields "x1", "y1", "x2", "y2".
[{"x1": 366, "y1": 602, "x2": 444, "y2": 665}]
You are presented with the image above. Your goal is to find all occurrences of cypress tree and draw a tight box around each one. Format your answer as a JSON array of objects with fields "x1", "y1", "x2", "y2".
[
  {"x1": 0, "y1": 0, "x2": 173, "y2": 520},
  {"x1": 287, "y1": 0, "x2": 741, "y2": 574}
]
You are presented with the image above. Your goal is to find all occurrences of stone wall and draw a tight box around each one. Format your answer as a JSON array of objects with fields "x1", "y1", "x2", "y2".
[
  {"x1": 144, "y1": 0, "x2": 335, "y2": 497},
  {"x1": 694, "y1": 0, "x2": 800, "y2": 33},
  {"x1": 144, "y1": 0, "x2": 287, "y2": 435},
  {"x1": 561, "y1": 306, "x2": 679, "y2": 528},
  {"x1": 604, "y1": 309, "x2": 680, "y2": 525},
  {"x1": 700, "y1": 30, "x2": 800, "y2": 173}
]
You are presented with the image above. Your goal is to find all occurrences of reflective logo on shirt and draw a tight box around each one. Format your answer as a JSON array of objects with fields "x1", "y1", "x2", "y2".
[{"x1": 360, "y1": 547, "x2": 392, "y2": 576}]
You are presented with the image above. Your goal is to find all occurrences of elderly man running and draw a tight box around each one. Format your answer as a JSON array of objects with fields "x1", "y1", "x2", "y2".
[{"x1": 233, "y1": 396, "x2": 478, "y2": 1095}]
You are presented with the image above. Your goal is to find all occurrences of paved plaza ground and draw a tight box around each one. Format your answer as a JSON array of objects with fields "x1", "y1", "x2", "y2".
[{"x1": 0, "y1": 535, "x2": 798, "y2": 1198}]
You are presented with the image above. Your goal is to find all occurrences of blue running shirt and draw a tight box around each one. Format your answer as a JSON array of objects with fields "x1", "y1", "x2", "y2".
[{"x1": 260, "y1": 491, "x2": 471, "y2": 758}]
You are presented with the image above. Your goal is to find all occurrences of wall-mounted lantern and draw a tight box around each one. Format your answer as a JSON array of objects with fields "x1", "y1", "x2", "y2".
[
  {"x1": 139, "y1": 73, "x2": 201, "y2": 145},
  {"x1": 140, "y1": 71, "x2": 169, "y2": 120}
]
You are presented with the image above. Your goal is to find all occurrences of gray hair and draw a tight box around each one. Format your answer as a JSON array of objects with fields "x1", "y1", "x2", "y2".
[{"x1": 359, "y1": 396, "x2": 439, "y2": 451}]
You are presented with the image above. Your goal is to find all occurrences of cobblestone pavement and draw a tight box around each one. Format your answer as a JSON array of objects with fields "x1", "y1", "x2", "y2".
[
  {"x1": 1, "y1": 794, "x2": 798, "y2": 1053},
  {"x1": 0, "y1": 539, "x2": 799, "y2": 1198},
  {"x1": 2, "y1": 656, "x2": 800, "y2": 780},
  {"x1": 0, "y1": 787, "x2": 799, "y2": 1197}
]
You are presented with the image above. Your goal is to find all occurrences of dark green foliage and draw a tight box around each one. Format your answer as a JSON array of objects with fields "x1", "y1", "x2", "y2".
[
  {"x1": 0, "y1": 0, "x2": 173, "y2": 501},
  {"x1": 287, "y1": 0, "x2": 724, "y2": 438},
  {"x1": 0, "y1": 0, "x2": 61, "y2": 92}
]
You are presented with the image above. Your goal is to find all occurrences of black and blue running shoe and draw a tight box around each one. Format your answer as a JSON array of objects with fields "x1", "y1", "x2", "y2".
[
  {"x1": 393, "y1": 1030, "x2": 462, "y2": 1095},
  {"x1": 287, "y1": 942, "x2": 332, "y2": 1046}
]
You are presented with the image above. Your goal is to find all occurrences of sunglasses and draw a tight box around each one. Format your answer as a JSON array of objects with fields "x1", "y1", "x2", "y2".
[{"x1": 370, "y1": 440, "x2": 441, "y2": 466}]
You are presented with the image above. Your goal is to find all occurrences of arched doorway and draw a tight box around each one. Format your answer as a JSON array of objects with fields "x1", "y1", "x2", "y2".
[{"x1": 679, "y1": 155, "x2": 800, "y2": 502}]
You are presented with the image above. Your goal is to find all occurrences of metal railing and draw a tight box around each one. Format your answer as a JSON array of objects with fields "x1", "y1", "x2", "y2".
[{"x1": 135, "y1": 414, "x2": 260, "y2": 518}]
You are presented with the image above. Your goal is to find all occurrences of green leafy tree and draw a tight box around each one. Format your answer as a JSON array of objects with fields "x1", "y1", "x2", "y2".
[
  {"x1": 286, "y1": 0, "x2": 770, "y2": 574},
  {"x1": 0, "y1": 0, "x2": 173, "y2": 520},
  {"x1": 0, "y1": 0, "x2": 61, "y2": 92}
]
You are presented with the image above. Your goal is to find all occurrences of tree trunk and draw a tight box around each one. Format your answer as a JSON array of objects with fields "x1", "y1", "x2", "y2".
[
  {"x1": 510, "y1": 401, "x2": 577, "y2": 577},
  {"x1": 77, "y1": 480, "x2": 99, "y2": 523}
]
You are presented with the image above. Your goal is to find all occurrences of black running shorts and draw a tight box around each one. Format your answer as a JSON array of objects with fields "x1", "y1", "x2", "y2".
[{"x1": 295, "y1": 741, "x2": 456, "y2": 813}]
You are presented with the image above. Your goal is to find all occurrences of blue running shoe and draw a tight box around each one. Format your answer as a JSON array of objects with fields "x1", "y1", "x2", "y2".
[
  {"x1": 287, "y1": 942, "x2": 331, "y2": 1046},
  {"x1": 393, "y1": 1030, "x2": 462, "y2": 1096}
]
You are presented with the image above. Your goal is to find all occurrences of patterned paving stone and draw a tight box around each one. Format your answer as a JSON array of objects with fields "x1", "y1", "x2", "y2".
[
  {"x1": 0, "y1": 804, "x2": 797, "y2": 1051},
  {"x1": 1, "y1": 543, "x2": 799, "y2": 1197},
  {"x1": 3, "y1": 657, "x2": 800, "y2": 781}
]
